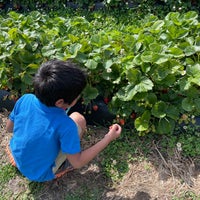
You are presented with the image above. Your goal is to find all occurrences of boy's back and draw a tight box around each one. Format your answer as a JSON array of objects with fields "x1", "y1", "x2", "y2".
[{"x1": 9, "y1": 94, "x2": 80, "y2": 181}]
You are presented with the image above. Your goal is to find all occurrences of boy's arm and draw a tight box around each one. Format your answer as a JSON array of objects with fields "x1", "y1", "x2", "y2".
[
  {"x1": 6, "y1": 119, "x2": 14, "y2": 133},
  {"x1": 66, "y1": 124, "x2": 121, "y2": 169}
]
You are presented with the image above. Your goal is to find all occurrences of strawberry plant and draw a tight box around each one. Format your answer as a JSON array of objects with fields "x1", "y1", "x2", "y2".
[{"x1": 0, "y1": 10, "x2": 200, "y2": 135}]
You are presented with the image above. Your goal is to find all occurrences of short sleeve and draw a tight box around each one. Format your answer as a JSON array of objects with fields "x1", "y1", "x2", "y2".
[
  {"x1": 59, "y1": 120, "x2": 81, "y2": 154},
  {"x1": 9, "y1": 96, "x2": 24, "y2": 122}
]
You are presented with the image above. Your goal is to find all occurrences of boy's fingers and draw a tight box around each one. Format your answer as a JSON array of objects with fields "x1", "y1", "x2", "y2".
[{"x1": 109, "y1": 124, "x2": 121, "y2": 132}]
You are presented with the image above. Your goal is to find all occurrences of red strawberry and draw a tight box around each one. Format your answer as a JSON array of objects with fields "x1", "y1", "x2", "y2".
[
  {"x1": 104, "y1": 97, "x2": 109, "y2": 104},
  {"x1": 93, "y1": 105, "x2": 98, "y2": 111},
  {"x1": 161, "y1": 89, "x2": 168, "y2": 94},
  {"x1": 119, "y1": 119, "x2": 125, "y2": 126},
  {"x1": 130, "y1": 112, "x2": 136, "y2": 119}
]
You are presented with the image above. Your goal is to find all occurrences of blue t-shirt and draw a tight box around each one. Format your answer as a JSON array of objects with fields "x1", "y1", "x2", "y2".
[{"x1": 9, "y1": 94, "x2": 81, "y2": 182}]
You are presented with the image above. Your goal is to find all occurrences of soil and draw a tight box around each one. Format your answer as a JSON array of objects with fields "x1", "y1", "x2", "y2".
[{"x1": 1, "y1": 109, "x2": 200, "y2": 200}]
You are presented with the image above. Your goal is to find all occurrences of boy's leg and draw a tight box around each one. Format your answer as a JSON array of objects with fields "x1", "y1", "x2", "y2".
[
  {"x1": 5, "y1": 144, "x2": 16, "y2": 167},
  {"x1": 53, "y1": 112, "x2": 86, "y2": 177},
  {"x1": 53, "y1": 151, "x2": 74, "y2": 178},
  {"x1": 69, "y1": 112, "x2": 86, "y2": 139}
]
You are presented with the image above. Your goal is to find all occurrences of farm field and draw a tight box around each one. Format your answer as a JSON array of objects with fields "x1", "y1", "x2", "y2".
[{"x1": 1, "y1": 1, "x2": 200, "y2": 199}]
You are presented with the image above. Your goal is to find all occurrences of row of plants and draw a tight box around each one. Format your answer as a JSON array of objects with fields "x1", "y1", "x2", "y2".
[
  {"x1": 0, "y1": 0, "x2": 199, "y2": 18},
  {"x1": 0, "y1": 10, "x2": 200, "y2": 135}
]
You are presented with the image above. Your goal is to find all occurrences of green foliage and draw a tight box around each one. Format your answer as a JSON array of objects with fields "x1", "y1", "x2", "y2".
[
  {"x1": 101, "y1": 131, "x2": 151, "y2": 181},
  {"x1": 175, "y1": 124, "x2": 200, "y2": 157},
  {"x1": 172, "y1": 190, "x2": 199, "y2": 200},
  {"x1": 159, "y1": 120, "x2": 200, "y2": 157},
  {"x1": 0, "y1": 164, "x2": 18, "y2": 184},
  {"x1": 0, "y1": 10, "x2": 200, "y2": 135},
  {"x1": 101, "y1": 140, "x2": 131, "y2": 181}
]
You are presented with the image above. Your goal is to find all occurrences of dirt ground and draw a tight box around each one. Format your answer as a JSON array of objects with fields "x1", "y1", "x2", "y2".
[{"x1": 1, "y1": 110, "x2": 200, "y2": 200}]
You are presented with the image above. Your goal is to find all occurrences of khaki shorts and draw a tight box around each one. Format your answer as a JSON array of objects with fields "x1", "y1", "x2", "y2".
[{"x1": 52, "y1": 124, "x2": 82, "y2": 174}]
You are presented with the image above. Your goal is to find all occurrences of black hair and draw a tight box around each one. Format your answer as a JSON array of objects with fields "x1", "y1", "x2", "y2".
[{"x1": 33, "y1": 59, "x2": 87, "y2": 106}]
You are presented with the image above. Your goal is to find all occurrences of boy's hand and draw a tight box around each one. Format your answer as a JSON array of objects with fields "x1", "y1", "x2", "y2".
[
  {"x1": 105, "y1": 124, "x2": 122, "y2": 141},
  {"x1": 67, "y1": 124, "x2": 122, "y2": 169}
]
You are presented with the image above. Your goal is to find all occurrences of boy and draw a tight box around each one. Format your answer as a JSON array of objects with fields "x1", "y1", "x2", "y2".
[{"x1": 6, "y1": 59, "x2": 122, "y2": 182}]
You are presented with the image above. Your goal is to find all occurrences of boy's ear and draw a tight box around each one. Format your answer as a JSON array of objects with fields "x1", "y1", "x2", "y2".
[{"x1": 55, "y1": 99, "x2": 68, "y2": 108}]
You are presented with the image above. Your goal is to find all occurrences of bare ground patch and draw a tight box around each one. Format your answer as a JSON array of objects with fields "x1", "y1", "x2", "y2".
[{"x1": 1, "y1": 110, "x2": 200, "y2": 199}]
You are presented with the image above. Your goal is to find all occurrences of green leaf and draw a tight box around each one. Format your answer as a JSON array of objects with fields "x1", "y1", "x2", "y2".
[
  {"x1": 167, "y1": 25, "x2": 188, "y2": 39},
  {"x1": 196, "y1": 37, "x2": 200, "y2": 46},
  {"x1": 90, "y1": 35, "x2": 100, "y2": 45},
  {"x1": 176, "y1": 29, "x2": 189, "y2": 39},
  {"x1": 135, "y1": 77, "x2": 154, "y2": 93},
  {"x1": 20, "y1": 71, "x2": 33, "y2": 85},
  {"x1": 151, "y1": 101, "x2": 167, "y2": 118},
  {"x1": 150, "y1": 20, "x2": 164, "y2": 33},
  {"x1": 179, "y1": 77, "x2": 191, "y2": 91},
  {"x1": 190, "y1": 76, "x2": 200, "y2": 86},
  {"x1": 185, "y1": 86, "x2": 199, "y2": 98},
  {"x1": 18, "y1": 50, "x2": 36, "y2": 63},
  {"x1": 68, "y1": 34, "x2": 79, "y2": 43},
  {"x1": 134, "y1": 42, "x2": 142, "y2": 52},
  {"x1": 165, "y1": 12, "x2": 181, "y2": 22},
  {"x1": 183, "y1": 11, "x2": 198, "y2": 21},
  {"x1": 126, "y1": 68, "x2": 141, "y2": 84},
  {"x1": 182, "y1": 98, "x2": 194, "y2": 112},
  {"x1": 141, "y1": 51, "x2": 153, "y2": 63},
  {"x1": 133, "y1": 54, "x2": 142, "y2": 65},
  {"x1": 144, "y1": 35, "x2": 154, "y2": 44},
  {"x1": 135, "y1": 110, "x2": 151, "y2": 132},
  {"x1": 135, "y1": 118, "x2": 147, "y2": 131},
  {"x1": 29, "y1": 11, "x2": 42, "y2": 20},
  {"x1": 68, "y1": 43, "x2": 82, "y2": 57},
  {"x1": 27, "y1": 63, "x2": 39, "y2": 73},
  {"x1": 149, "y1": 43, "x2": 164, "y2": 53},
  {"x1": 75, "y1": 52, "x2": 88, "y2": 63},
  {"x1": 186, "y1": 63, "x2": 200, "y2": 76},
  {"x1": 116, "y1": 84, "x2": 136, "y2": 101},
  {"x1": 194, "y1": 98, "x2": 200, "y2": 112},
  {"x1": 8, "y1": 28, "x2": 18, "y2": 40},
  {"x1": 152, "y1": 65, "x2": 170, "y2": 81},
  {"x1": 0, "y1": 52, "x2": 11, "y2": 59},
  {"x1": 117, "y1": 77, "x2": 153, "y2": 101},
  {"x1": 41, "y1": 45, "x2": 56, "y2": 57},
  {"x1": 159, "y1": 33, "x2": 169, "y2": 40},
  {"x1": 169, "y1": 59, "x2": 184, "y2": 74},
  {"x1": 141, "y1": 63, "x2": 151, "y2": 73},
  {"x1": 82, "y1": 85, "x2": 99, "y2": 104},
  {"x1": 85, "y1": 59, "x2": 98, "y2": 69},
  {"x1": 104, "y1": 60, "x2": 113, "y2": 69},
  {"x1": 159, "y1": 74, "x2": 176, "y2": 86},
  {"x1": 166, "y1": 105, "x2": 179, "y2": 120},
  {"x1": 153, "y1": 53, "x2": 169, "y2": 64},
  {"x1": 8, "y1": 11, "x2": 22, "y2": 20},
  {"x1": 146, "y1": 93, "x2": 157, "y2": 105},
  {"x1": 157, "y1": 118, "x2": 175, "y2": 134},
  {"x1": 168, "y1": 47, "x2": 184, "y2": 58},
  {"x1": 184, "y1": 46, "x2": 196, "y2": 56}
]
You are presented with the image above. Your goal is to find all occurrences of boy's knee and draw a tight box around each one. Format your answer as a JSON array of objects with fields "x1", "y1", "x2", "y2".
[{"x1": 69, "y1": 112, "x2": 86, "y2": 137}]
